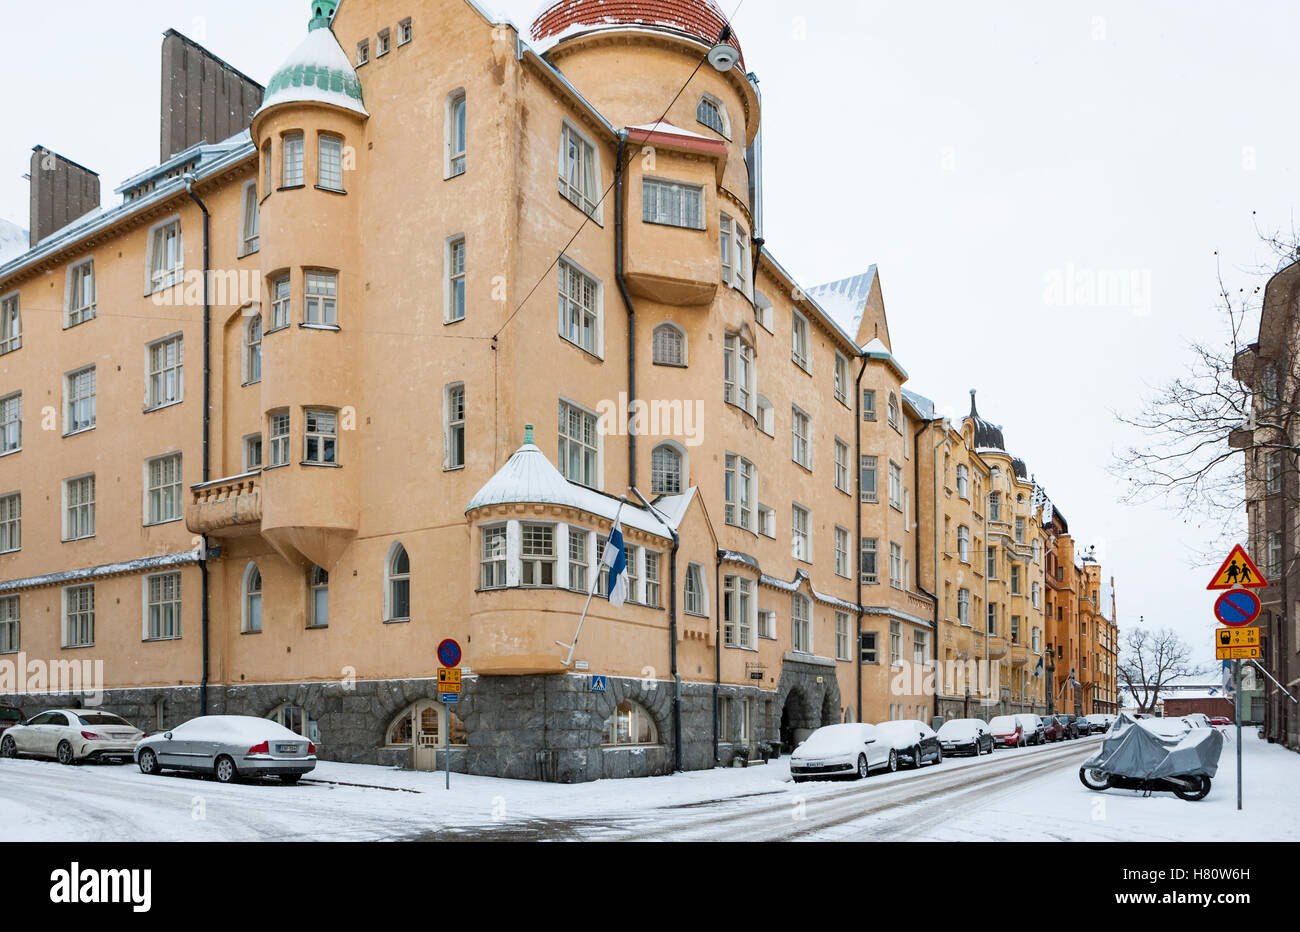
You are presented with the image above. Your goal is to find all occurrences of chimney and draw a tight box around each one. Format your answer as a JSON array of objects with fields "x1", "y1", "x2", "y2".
[
  {"x1": 28, "y1": 147, "x2": 100, "y2": 245},
  {"x1": 159, "y1": 30, "x2": 264, "y2": 162}
]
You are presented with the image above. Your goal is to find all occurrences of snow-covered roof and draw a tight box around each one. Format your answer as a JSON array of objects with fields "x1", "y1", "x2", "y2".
[
  {"x1": 861, "y1": 336, "x2": 908, "y2": 379},
  {"x1": 807, "y1": 267, "x2": 877, "y2": 342},
  {"x1": 0, "y1": 219, "x2": 27, "y2": 265},
  {"x1": 255, "y1": 21, "x2": 367, "y2": 119},
  {"x1": 901, "y1": 388, "x2": 936, "y2": 421},
  {"x1": 465, "y1": 436, "x2": 687, "y2": 538},
  {"x1": 0, "y1": 549, "x2": 203, "y2": 594}
]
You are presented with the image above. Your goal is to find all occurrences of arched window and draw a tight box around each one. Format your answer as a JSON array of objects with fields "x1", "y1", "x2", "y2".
[
  {"x1": 651, "y1": 443, "x2": 684, "y2": 495},
  {"x1": 385, "y1": 700, "x2": 467, "y2": 747},
  {"x1": 308, "y1": 565, "x2": 329, "y2": 627},
  {"x1": 245, "y1": 313, "x2": 262, "y2": 384},
  {"x1": 652, "y1": 322, "x2": 686, "y2": 367},
  {"x1": 602, "y1": 701, "x2": 659, "y2": 746},
  {"x1": 266, "y1": 703, "x2": 318, "y2": 742},
  {"x1": 446, "y1": 90, "x2": 467, "y2": 177},
  {"x1": 386, "y1": 543, "x2": 410, "y2": 622},
  {"x1": 696, "y1": 94, "x2": 729, "y2": 138},
  {"x1": 242, "y1": 563, "x2": 262, "y2": 633},
  {"x1": 887, "y1": 392, "x2": 900, "y2": 429}
]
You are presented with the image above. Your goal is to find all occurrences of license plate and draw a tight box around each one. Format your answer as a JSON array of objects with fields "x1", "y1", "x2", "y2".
[{"x1": 276, "y1": 744, "x2": 298, "y2": 754}]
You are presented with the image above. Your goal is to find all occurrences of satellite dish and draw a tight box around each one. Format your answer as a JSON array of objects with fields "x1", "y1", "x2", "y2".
[{"x1": 707, "y1": 42, "x2": 740, "y2": 72}]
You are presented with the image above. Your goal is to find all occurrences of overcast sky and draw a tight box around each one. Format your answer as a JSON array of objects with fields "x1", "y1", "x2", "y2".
[{"x1": 4, "y1": 0, "x2": 1294, "y2": 673}]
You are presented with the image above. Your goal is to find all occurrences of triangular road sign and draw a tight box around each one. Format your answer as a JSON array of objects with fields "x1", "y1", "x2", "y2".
[{"x1": 1206, "y1": 544, "x2": 1268, "y2": 590}]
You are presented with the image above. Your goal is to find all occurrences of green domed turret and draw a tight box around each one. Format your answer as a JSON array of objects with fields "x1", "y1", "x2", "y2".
[{"x1": 255, "y1": 0, "x2": 367, "y2": 119}]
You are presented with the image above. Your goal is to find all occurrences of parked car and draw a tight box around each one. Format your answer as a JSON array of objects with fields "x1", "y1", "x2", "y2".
[
  {"x1": 134, "y1": 715, "x2": 316, "y2": 784},
  {"x1": 0, "y1": 705, "x2": 22, "y2": 737},
  {"x1": 1054, "y1": 714, "x2": 1080, "y2": 739},
  {"x1": 872, "y1": 720, "x2": 943, "y2": 768},
  {"x1": 1180, "y1": 713, "x2": 1212, "y2": 729},
  {"x1": 1073, "y1": 716, "x2": 1093, "y2": 737},
  {"x1": 1040, "y1": 715, "x2": 1065, "y2": 742},
  {"x1": 790, "y1": 723, "x2": 897, "y2": 781},
  {"x1": 1015, "y1": 713, "x2": 1046, "y2": 745},
  {"x1": 1084, "y1": 713, "x2": 1116, "y2": 734},
  {"x1": 1209, "y1": 716, "x2": 1233, "y2": 727},
  {"x1": 936, "y1": 718, "x2": 994, "y2": 756},
  {"x1": 0, "y1": 709, "x2": 144, "y2": 764}
]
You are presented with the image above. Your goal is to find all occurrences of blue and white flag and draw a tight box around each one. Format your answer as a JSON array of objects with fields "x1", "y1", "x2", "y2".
[
  {"x1": 1033, "y1": 656, "x2": 1044, "y2": 678},
  {"x1": 602, "y1": 520, "x2": 629, "y2": 608}
]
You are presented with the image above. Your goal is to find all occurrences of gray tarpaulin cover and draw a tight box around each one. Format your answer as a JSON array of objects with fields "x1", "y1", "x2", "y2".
[{"x1": 1083, "y1": 712, "x2": 1224, "y2": 779}]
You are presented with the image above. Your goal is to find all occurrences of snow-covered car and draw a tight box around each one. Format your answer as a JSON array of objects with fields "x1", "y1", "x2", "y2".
[
  {"x1": 872, "y1": 720, "x2": 943, "y2": 768},
  {"x1": 1180, "y1": 713, "x2": 1212, "y2": 729},
  {"x1": 1015, "y1": 713, "x2": 1045, "y2": 745},
  {"x1": 1073, "y1": 717, "x2": 1093, "y2": 737},
  {"x1": 936, "y1": 718, "x2": 993, "y2": 756},
  {"x1": 1084, "y1": 713, "x2": 1116, "y2": 734},
  {"x1": 1040, "y1": 716, "x2": 1065, "y2": 742},
  {"x1": 988, "y1": 715, "x2": 1026, "y2": 748},
  {"x1": 789, "y1": 723, "x2": 896, "y2": 781},
  {"x1": 135, "y1": 715, "x2": 316, "y2": 784},
  {"x1": 0, "y1": 709, "x2": 144, "y2": 764}
]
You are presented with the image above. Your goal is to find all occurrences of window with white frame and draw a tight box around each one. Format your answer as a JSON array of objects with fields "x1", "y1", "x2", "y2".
[
  {"x1": 652, "y1": 322, "x2": 686, "y2": 367},
  {"x1": 792, "y1": 594, "x2": 812, "y2": 653},
  {"x1": 792, "y1": 406, "x2": 811, "y2": 469},
  {"x1": 791, "y1": 311, "x2": 810, "y2": 371},
  {"x1": 860, "y1": 455, "x2": 878, "y2": 503},
  {"x1": 282, "y1": 132, "x2": 304, "y2": 187},
  {"x1": 757, "y1": 396, "x2": 774, "y2": 436},
  {"x1": 624, "y1": 541, "x2": 641, "y2": 604},
  {"x1": 558, "y1": 259, "x2": 599, "y2": 354},
  {"x1": 752, "y1": 503, "x2": 771, "y2": 538},
  {"x1": 268, "y1": 410, "x2": 290, "y2": 467},
  {"x1": 834, "y1": 352, "x2": 849, "y2": 404},
  {"x1": 724, "y1": 697, "x2": 750, "y2": 744},
  {"x1": 377, "y1": 27, "x2": 390, "y2": 55},
  {"x1": 270, "y1": 275, "x2": 291, "y2": 329},
  {"x1": 1015, "y1": 517, "x2": 1025, "y2": 544},
  {"x1": 241, "y1": 182, "x2": 259, "y2": 255},
  {"x1": 245, "y1": 314, "x2": 262, "y2": 384},
  {"x1": 603, "y1": 701, "x2": 658, "y2": 746},
  {"x1": 387, "y1": 544, "x2": 411, "y2": 620},
  {"x1": 914, "y1": 629, "x2": 927, "y2": 666},
  {"x1": 445, "y1": 383, "x2": 465, "y2": 469},
  {"x1": 890, "y1": 541, "x2": 903, "y2": 589},
  {"x1": 399, "y1": 17, "x2": 413, "y2": 44},
  {"x1": 559, "y1": 123, "x2": 599, "y2": 216},
  {"x1": 792, "y1": 504, "x2": 810, "y2": 561},
  {"x1": 480, "y1": 525, "x2": 507, "y2": 590},
  {"x1": 67, "y1": 258, "x2": 96, "y2": 326},
  {"x1": 725, "y1": 453, "x2": 756, "y2": 531},
  {"x1": 146, "y1": 336, "x2": 182, "y2": 409},
  {"x1": 64, "y1": 585, "x2": 94, "y2": 647},
  {"x1": 0, "y1": 595, "x2": 17, "y2": 652},
  {"x1": 723, "y1": 332, "x2": 754, "y2": 412},
  {"x1": 889, "y1": 461, "x2": 903, "y2": 509},
  {"x1": 719, "y1": 214, "x2": 749, "y2": 294},
  {"x1": 244, "y1": 434, "x2": 262, "y2": 472},
  {"x1": 888, "y1": 392, "x2": 900, "y2": 430},
  {"x1": 685, "y1": 563, "x2": 707, "y2": 616},
  {"x1": 860, "y1": 631, "x2": 878, "y2": 664},
  {"x1": 0, "y1": 493, "x2": 19, "y2": 553},
  {"x1": 146, "y1": 453, "x2": 182, "y2": 525},
  {"x1": 696, "y1": 94, "x2": 728, "y2": 136},
  {"x1": 304, "y1": 409, "x2": 337, "y2": 465},
  {"x1": 651, "y1": 443, "x2": 683, "y2": 494},
  {"x1": 754, "y1": 290, "x2": 773, "y2": 331},
  {"x1": 645, "y1": 550, "x2": 662, "y2": 608},
  {"x1": 989, "y1": 492, "x2": 1001, "y2": 522},
  {"x1": 567, "y1": 526, "x2": 589, "y2": 593},
  {"x1": 958, "y1": 588, "x2": 970, "y2": 625},
  {"x1": 1031, "y1": 581, "x2": 1041, "y2": 609},
  {"x1": 594, "y1": 533, "x2": 611, "y2": 597},
  {"x1": 836, "y1": 612, "x2": 851, "y2": 661},
  {"x1": 861, "y1": 537, "x2": 879, "y2": 585},
  {"x1": 446, "y1": 236, "x2": 466, "y2": 323},
  {"x1": 0, "y1": 293, "x2": 19, "y2": 354},
  {"x1": 758, "y1": 609, "x2": 775, "y2": 639},
  {"x1": 64, "y1": 475, "x2": 95, "y2": 540},
  {"x1": 0, "y1": 393, "x2": 20, "y2": 454},
  {"x1": 642, "y1": 178, "x2": 704, "y2": 229},
  {"x1": 243, "y1": 564, "x2": 263, "y2": 633},
  {"x1": 1032, "y1": 538, "x2": 1041, "y2": 563},
  {"x1": 1010, "y1": 564, "x2": 1021, "y2": 594},
  {"x1": 145, "y1": 572, "x2": 181, "y2": 640},
  {"x1": 318, "y1": 134, "x2": 344, "y2": 190},
  {"x1": 356, "y1": 39, "x2": 369, "y2": 65},
  {"x1": 957, "y1": 525, "x2": 970, "y2": 562},
  {"x1": 521, "y1": 523, "x2": 556, "y2": 587},
  {"x1": 724, "y1": 575, "x2": 754, "y2": 648},
  {"x1": 862, "y1": 389, "x2": 876, "y2": 421},
  {"x1": 309, "y1": 565, "x2": 329, "y2": 627},
  {"x1": 65, "y1": 366, "x2": 96, "y2": 431},
  {"x1": 304, "y1": 270, "x2": 338, "y2": 326},
  {"x1": 956, "y1": 464, "x2": 969, "y2": 498},
  {"x1": 448, "y1": 91, "x2": 467, "y2": 177},
  {"x1": 834, "y1": 439, "x2": 850, "y2": 493},
  {"x1": 835, "y1": 526, "x2": 850, "y2": 577},
  {"x1": 558, "y1": 400, "x2": 599, "y2": 488},
  {"x1": 149, "y1": 219, "x2": 183, "y2": 292},
  {"x1": 890, "y1": 620, "x2": 901, "y2": 665}
]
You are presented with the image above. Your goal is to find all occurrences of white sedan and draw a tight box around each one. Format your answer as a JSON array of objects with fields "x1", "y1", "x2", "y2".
[
  {"x1": 789, "y1": 723, "x2": 897, "y2": 781},
  {"x1": 0, "y1": 709, "x2": 144, "y2": 764}
]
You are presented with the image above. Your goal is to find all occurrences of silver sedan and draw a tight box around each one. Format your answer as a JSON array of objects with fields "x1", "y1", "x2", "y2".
[{"x1": 134, "y1": 715, "x2": 317, "y2": 784}]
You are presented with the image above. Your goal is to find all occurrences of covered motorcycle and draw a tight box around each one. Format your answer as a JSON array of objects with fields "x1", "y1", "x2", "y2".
[{"x1": 1078, "y1": 711, "x2": 1223, "y2": 801}]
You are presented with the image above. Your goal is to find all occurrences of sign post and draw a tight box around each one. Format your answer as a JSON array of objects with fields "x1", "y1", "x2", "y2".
[{"x1": 437, "y1": 640, "x2": 463, "y2": 790}]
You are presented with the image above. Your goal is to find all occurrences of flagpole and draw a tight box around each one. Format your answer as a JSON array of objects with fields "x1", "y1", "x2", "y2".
[{"x1": 556, "y1": 498, "x2": 627, "y2": 666}]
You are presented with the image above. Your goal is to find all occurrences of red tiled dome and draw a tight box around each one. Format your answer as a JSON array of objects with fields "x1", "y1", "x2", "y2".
[{"x1": 531, "y1": 0, "x2": 743, "y2": 68}]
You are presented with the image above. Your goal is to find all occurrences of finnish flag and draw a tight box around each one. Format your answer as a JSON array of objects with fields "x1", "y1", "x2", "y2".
[
  {"x1": 602, "y1": 520, "x2": 629, "y2": 608},
  {"x1": 1033, "y1": 656, "x2": 1044, "y2": 679}
]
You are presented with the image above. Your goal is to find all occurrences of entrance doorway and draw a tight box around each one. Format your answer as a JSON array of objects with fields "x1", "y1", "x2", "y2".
[{"x1": 385, "y1": 700, "x2": 466, "y2": 772}]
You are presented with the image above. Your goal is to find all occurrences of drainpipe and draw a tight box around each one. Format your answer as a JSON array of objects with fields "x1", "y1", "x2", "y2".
[
  {"x1": 853, "y1": 352, "x2": 868, "y2": 720},
  {"x1": 633, "y1": 488, "x2": 683, "y2": 773},
  {"x1": 184, "y1": 173, "x2": 211, "y2": 716},
  {"x1": 613, "y1": 130, "x2": 637, "y2": 491},
  {"x1": 932, "y1": 426, "x2": 949, "y2": 719},
  {"x1": 713, "y1": 551, "x2": 722, "y2": 763},
  {"x1": 912, "y1": 418, "x2": 940, "y2": 724}
]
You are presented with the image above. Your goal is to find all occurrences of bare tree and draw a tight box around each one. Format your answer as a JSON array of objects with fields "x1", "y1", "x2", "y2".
[{"x1": 1117, "y1": 626, "x2": 1206, "y2": 714}]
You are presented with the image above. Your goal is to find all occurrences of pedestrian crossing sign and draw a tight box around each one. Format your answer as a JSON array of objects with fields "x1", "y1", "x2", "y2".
[{"x1": 1206, "y1": 544, "x2": 1268, "y2": 590}]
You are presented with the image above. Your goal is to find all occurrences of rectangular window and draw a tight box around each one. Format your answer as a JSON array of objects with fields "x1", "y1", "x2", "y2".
[
  {"x1": 723, "y1": 333, "x2": 754, "y2": 412},
  {"x1": 725, "y1": 454, "x2": 756, "y2": 531},
  {"x1": 283, "y1": 132, "x2": 305, "y2": 187},
  {"x1": 480, "y1": 525, "x2": 507, "y2": 590},
  {"x1": 792, "y1": 595, "x2": 812, "y2": 653},
  {"x1": 624, "y1": 543, "x2": 641, "y2": 604},
  {"x1": 755, "y1": 609, "x2": 774, "y2": 640},
  {"x1": 862, "y1": 389, "x2": 876, "y2": 421},
  {"x1": 0, "y1": 393, "x2": 20, "y2": 454},
  {"x1": 758, "y1": 504, "x2": 775, "y2": 538},
  {"x1": 269, "y1": 411, "x2": 291, "y2": 467},
  {"x1": 304, "y1": 270, "x2": 338, "y2": 325},
  {"x1": 558, "y1": 260, "x2": 598, "y2": 354},
  {"x1": 559, "y1": 124, "x2": 599, "y2": 216},
  {"x1": 834, "y1": 353, "x2": 849, "y2": 405},
  {"x1": 723, "y1": 576, "x2": 754, "y2": 649},
  {"x1": 836, "y1": 612, "x2": 851, "y2": 661},
  {"x1": 987, "y1": 544, "x2": 997, "y2": 579},
  {"x1": 792, "y1": 505, "x2": 810, "y2": 561},
  {"x1": 860, "y1": 631, "x2": 878, "y2": 664},
  {"x1": 861, "y1": 537, "x2": 879, "y2": 585},
  {"x1": 241, "y1": 184, "x2": 259, "y2": 255},
  {"x1": 835, "y1": 526, "x2": 850, "y2": 578},
  {"x1": 271, "y1": 275, "x2": 291, "y2": 329},
  {"x1": 791, "y1": 312, "x2": 810, "y2": 370},
  {"x1": 834, "y1": 440, "x2": 850, "y2": 493},
  {"x1": 146, "y1": 453, "x2": 182, "y2": 525},
  {"x1": 149, "y1": 220, "x2": 183, "y2": 292},
  {"x1": 720, "y1": 214, "x2": 733, "y2": 284},
  {"x1": 0, "y1": 493, "x2": 19, "y2": 553},
  {"x1": 377, "y1": 28, "x2": 391, "y2": 56},
  {"x1": 65, "y1": 366, "x2": 96, "y2": 432},
  {"x1": 448, "y1": 92, "x2": 467, "y2": 176},
  {"x1": 1268, "y1": 531, "x2": 1282, "y2": 580},
  {"x1": 685, "y1": 564, "x2": 706, "y2": 616},
  {"x1": 1015, "y1": 517, "x2": 1025, "y2": 544},
  {"x1": 318, "y1": 134, "x2": 343, "y2": 190},
  {"x1": 0, "y1": 595, "x2": 17, "y2": 652},
  {"x1": 724, "y1": 697, "x2": 750, "y2": 744},
  {"x1": 147, "y1": 336, "x2": 183, "y2": 409},
  {"x1": 889, "y1": 461, "x2": 903, "y2": 510},
  {"x1": 445, "y1": 384, "x2": 465, "y2": 469},
  {"x1": 145, "y1": 572, "x2": 181, "y2": 640},
  {"x1": 1267, "y1": 450, "x2": 1282, "y2": 495},
  {"x1": 792, "y1": 407, "x2": 811, "y2": 469},
  {"x1": 645, "y1": 551, "x2": 661, "y2": 608},
  {"x1": 860, "y1": 455, "x2": 878, "y2": 503},
  {"x1": 64, "y1": 475, "x2": 95, "y2": 540},
  {"x1": 447, "y1": 236, "x2": 467, "y2": 323},
  {"x1": 304, "y1": 409, "x2": 337, "y2": 465},
  {"x1": 890, "y1": 620, "x2": 901, "y2": 665},
  {"x1": 0, "y1": 293, "x2": 19, "y2": 354},
  {"x1": 890, "y1": 541, "x2": 903, "y2": 589},
  {"x1": 1011, "y1": 615, "x2": 1021, "y2": 644},
  {"x1": 64, "y1": 585, "x2": 94, "y2": 648},
  {"x1": 356, "y1": 40, "x2": 369, "y2": 65},
  {"x1": 67, "y1": 259, "x2": 96, "y2": 326},
  {"x1": 521, "y1": 523, "x2": 556, "y2": 587},
  {"x1": 399, "y1": 18, "x2": 413, "y2": 44},
  {"x1": 558, "y1": 400, "x2": 599, "y2": 488},
  {"x1": 244, "y1": 435, "x2": 262, "y2": 471},
  {"x1": 914, "y1": 630, "x2": 927, "y2": 666},
  {"x1": 642, "y1": 178, "x2": 704, "y2": 229},
  {"x1": 1011, "y1": 564, "x2": 1021, "y2": 594},
  {"x1": 568, "y1": 527, "x2": 589, "y2": 593}
]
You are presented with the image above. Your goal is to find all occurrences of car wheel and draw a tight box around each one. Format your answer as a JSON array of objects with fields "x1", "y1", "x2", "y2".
[
  {"x1": 138, "y1": 748, "x2": 160, "y2": 776},
  {"x1": 279, "y1": 773, "x2": 302, "y2": 785},
  {"x1": 857, "y1": 754, "x2": 869, "y2": 780},
  {"x1": 57, "y1": 740, "x2": 76, "y2": 766},
  {"x1": 887, "y1": 749, "x2": 898, "y2": 772},
  {"x1": 0, "y1": 735, "x2": 16, "y2": 758},
  {"x1": 214, "y1": 755, "x2": 237, "y2": 784},
  {"x1": 912, "y1": 746, "x2": 922, "y2": 768},
  {"x1": 934, "y1": 744, "x2": 943, "y2": 765}
]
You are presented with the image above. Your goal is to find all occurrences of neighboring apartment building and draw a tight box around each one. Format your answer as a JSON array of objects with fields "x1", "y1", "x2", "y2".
[{"x1": 0, "y1": 0, "x2": 1118, "y2": 780}]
